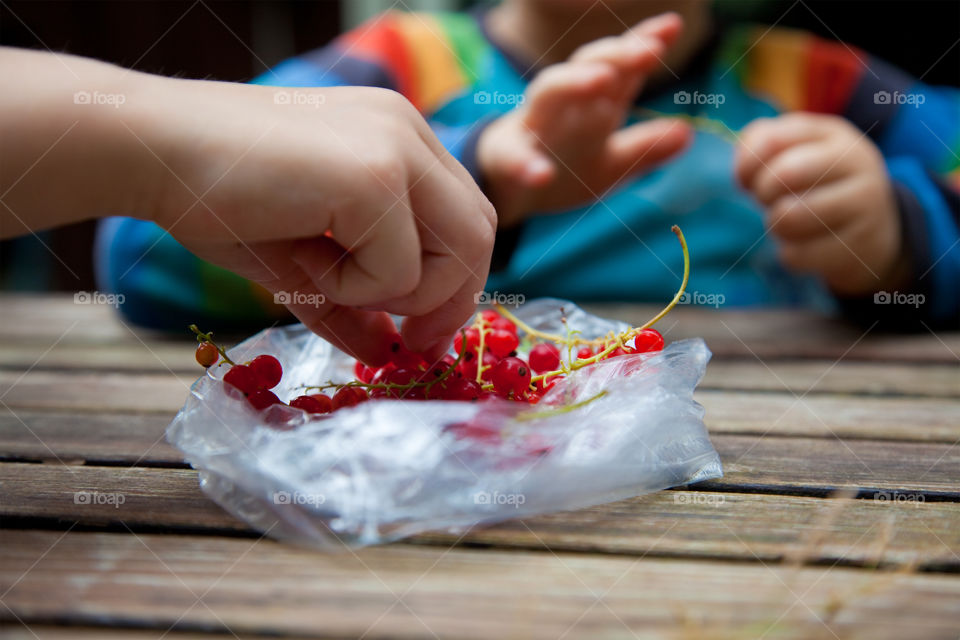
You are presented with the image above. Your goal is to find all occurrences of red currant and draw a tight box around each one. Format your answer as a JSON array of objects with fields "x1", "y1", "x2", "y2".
[
  {"x1": 490, "y1": 357, "x2": 531, "y2": 399},
  {"x1": 223, "y1": 364, "x2": 260, "y2": 395},
  {"x1": 332, "y1": 386, "x2": 368, "y2": 410},
  {"x1": 528, "y1": 343, "x2": 561, "y2": 373},
  {"x1": 386, "y1": 333, "x2": 426, "y2": 368},
  {"x1": 289, "y1": 395, "x2": 331, "y2": 414},
  {"x1": 438, "y1": 377, "x2": 482, "y2": 401},
  {"x1": 633, "y1": 328, "x2": 664, "y2": 353},
  {"x1": 427, "y1": 355, "x2": 458, "y2": 380},
  {"x1": 487, "y1": 329, "x2": 519, "y2": 358},
  {"x1": 576, "y1": 347, "x2": 594, "y2": 360},
  {"x1": 384, "y1": 367, "x2": 425, "y2": 399},
  {"x1": 491, "y1": 317, "x2": 517, "y2": 335},
  {"x1": 249, "y1": 355, "x2": 282, "y2": 389},
  {"x1": 353, "y1": 361, "x2": 374, "y2": 383},
  {"x1": 195, "y1": 342, "x2": 219, "y2": 368},
  {"x1": 308, "y1": 393, "x2": 334, "y2": 413},
  {"x1": 479, "y1": 309, "x2": 500, "y2": 325},
  {"x1": 454, "y1": 328, "x2": 481, "y2": 355},
  {"x1": 247, "y1": 389, "x2": 281, "y2": 411}
]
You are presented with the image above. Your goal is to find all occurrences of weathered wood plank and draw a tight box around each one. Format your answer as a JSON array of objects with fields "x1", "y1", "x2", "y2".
[
  {"x1": 713, "y1": 434, "x2": 960, "y2": 495},
  {"x1": 702, "y1": 359, "x2": 960, "y2": 398},
  {"x1": 0, "y1": 627, "x2": 325, "y2": 640},
  {"x1": 2, "y1": 406, "x2": 959, "y2": 492},
  {"x1": 0, "y1": 411, "x2": 180, "y2": 463},
  {"x1": 3, "y1": 339, "x2": 957, "y2": 399},
  {"x1": 3, "y1": 294, "x2": 959, "y2": 363},
  {"x1": 0, "y1": 371, "x2": 195, "y2": 414},
  {"x1": 697, "y1": 390, "x2": 960, "y2": 442},
  {"x1": 3, "y1": 370, "x2": 959, "y2": 442},
  {"x1": 1, "y1": 530, "x2": 958, "y2": 640},
  {"x1": 588, "y1": 303, "x2": 960, "y2": 363},
  {"x1": 1, "y1": 463, "x2": 957, "y2": 568},
  {"x1": 0, "y1": 342, "x2": 197, "y2": 374}
]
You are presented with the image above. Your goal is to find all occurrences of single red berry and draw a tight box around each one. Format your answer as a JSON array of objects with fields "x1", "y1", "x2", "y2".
[
  {"x1": 223, "y1": 364, "x2": 260, "y2": 395},
  {"x1": 479, "y1": 309, "x2": 500, "y2": 325},
  {"x1": 491, "y1": 317, "x2": 517, "y2": 335},
  {"x1": 247, "y1": 389, "x2": 281, "y2": 411},
  {"x1": 353, "y1": 361, "x2": 374, "y2": 383},
  {"x1": 332, "y1": 386, "x2": 368, "y2": 410},
  {"x1": 195, "y1": 342, "x2": 219, "y2": 368},
  {"x1": 528, "y1": 343, "x2": 561, "y2": 373},
  {"x1": 307, "y1": 393, "x2": 334, "y2": 414},
  {"x1": 487, "y1": 329, "x2": 519, "y2": 358},
  {"x1": 633, "y1": 328, "x2": 665, "y2": 353},
  {"x1": 439, "y1": 377, "x2": 482, "y2": 401},
  {"x1": 454, "y1": 328, "x2": 481, "y2": 355},
  {"x1": 490, "y1": 356, "x2": 531, "y2": 399},
  {"x1": 386, "y1": 333, "x2": 426, "y2": 368},
  {"x1": 384, "y1": 367, "x2": 425, "y2": 399},
  {"x1": 427, "y1": 355, "x2": 458, "y2": 380},
  {"x1": 461, "y1": 350, "x2": 500, "y2": 381},
  {"x1": 576, "y1": 347, "x2": 594, "y2": 360},
  {"x1": 289, "y1": 395, "x2": 329, "y2": 413},
  {"x1": 249, "y1": 355, "x2": 282, "y2": 389}
]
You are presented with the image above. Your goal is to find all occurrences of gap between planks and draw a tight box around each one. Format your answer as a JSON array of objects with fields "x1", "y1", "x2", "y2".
[
  {"x1": 1, "y1": 463, "x2": 958, "y2": 570},
  {"x1": 1, "y1": 529, "x2": 959, "y2": 640}
]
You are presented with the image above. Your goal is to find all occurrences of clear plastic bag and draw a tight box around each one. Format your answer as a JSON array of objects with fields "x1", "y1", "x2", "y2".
[{"x1": 167, "y1": 298, "x2": 722, "y2": 548}]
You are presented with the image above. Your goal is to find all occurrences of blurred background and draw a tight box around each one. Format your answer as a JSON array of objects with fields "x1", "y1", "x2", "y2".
[{"x1": 1, "y1": 0, "x2": 958, "y2": 293}]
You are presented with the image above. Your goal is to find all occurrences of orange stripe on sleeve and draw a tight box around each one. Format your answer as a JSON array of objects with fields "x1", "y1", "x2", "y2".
[
  {"x1": 743, "y1": 28, "x2": 809, "y2": 111},
  {"x1": 392, "y1": 12, "x2": 468, "y2": 113}
]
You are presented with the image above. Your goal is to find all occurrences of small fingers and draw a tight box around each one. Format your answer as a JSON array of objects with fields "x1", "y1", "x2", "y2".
[
  {"x1": 749, "y1": 141, "x2": 845, "y2": 205},
  {"x1": 766, "y1": 177, "x2": 865, "y2": 241},
  {"x1": 604, "y1": 118, "x2": 692, "y2": 179},
  {"x1": 735, "y1": 114, "x2": 835, "y2": 190}
]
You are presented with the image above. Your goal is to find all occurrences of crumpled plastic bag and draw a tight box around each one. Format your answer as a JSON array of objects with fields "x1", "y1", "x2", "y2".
[{"x1": 167, "y1": 298, "x2": 722, "y2": 548}]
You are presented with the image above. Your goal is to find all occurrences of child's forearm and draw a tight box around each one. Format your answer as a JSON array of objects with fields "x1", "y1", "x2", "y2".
[{"x1": 0, "y1": 47, "x2": 169, "y2": 238}]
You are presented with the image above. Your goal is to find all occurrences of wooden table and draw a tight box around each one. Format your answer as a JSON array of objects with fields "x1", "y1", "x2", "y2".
[{"x1": 1, "y1": 294, "x2": 958, "y2": 639}]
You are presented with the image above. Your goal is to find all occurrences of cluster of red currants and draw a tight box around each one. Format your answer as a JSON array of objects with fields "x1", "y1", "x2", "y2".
[{"x1": 192, "y1": 309, "x2": 666, "y2": 416}]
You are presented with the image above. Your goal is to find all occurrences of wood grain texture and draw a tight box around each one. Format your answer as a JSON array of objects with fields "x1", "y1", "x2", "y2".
[
  {"x1": 2, "y1": 371, "x2": 958, "y2": 445},
  {"x1": 3, "y1": 340, "x2": 957, "y2": 399},
  {"x1": 3, "y1": 295, "x2": 958, "y2": 362},
  {"x1": 2, "y1": 413, "x2": 958, "y2": 493},
  {"x1": 1, "y1": 463, "x2": 957, "y2": 568},
  {"x1": 0, "y1": 410, "x2": 180, "y2": 463},
  {"x1": 2, "y1": 530, "x2": 958, "y2": 640}
]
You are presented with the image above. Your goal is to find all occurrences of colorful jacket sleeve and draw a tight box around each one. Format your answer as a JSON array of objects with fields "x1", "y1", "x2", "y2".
[
  {"x1": 97, "y1": 11, "x2": 491, "y2": 330},
  {"x1": 730, "y1": 26, "x2": 960, "y2": 329}
]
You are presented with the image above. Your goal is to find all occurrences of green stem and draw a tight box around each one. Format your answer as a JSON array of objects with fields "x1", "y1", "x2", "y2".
[{"x1": 513, "y1": 390, "x2": 608, "y2": 422}]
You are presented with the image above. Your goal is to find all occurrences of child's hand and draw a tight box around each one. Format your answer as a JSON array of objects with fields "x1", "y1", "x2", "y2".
[
  {"x1": 735, "y1": 113, "x2": 907, "y2": 296},
  {"x1": 147, "y1": 82, "x2": 496, "y2": 364},
  {"x1": 476, "y1": 13, "x2": 692, "y2": 227}
]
